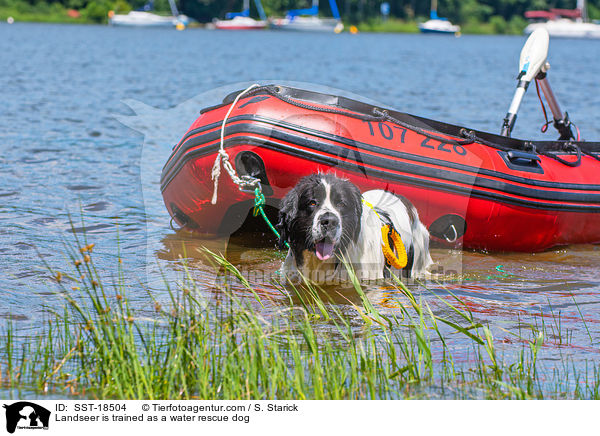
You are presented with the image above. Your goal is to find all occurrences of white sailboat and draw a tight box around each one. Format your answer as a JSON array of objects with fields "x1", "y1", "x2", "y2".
[
  {"x1": 212, "y1": 0, "x2": 267, "y2": 30},
  {"x1": 270, "y1": 0, "x2": 343, "y2": 33},
  {"x1": 524, "y1": 0, "x2": 600, "y2": 38},
  {"x1": 109, "y1": 0, "x2": 188, "y2": 28},
  {"x1": 418, "y1": 0, "x2": 460, "y2": 34}
]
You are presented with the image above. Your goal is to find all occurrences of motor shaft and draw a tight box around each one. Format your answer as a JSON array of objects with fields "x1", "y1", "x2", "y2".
[
  {"x1": 501, "y1": 81, "x2": 529, "y2": 137},
  {"x1": 536, "y1": 68, "x2": 575, "y2": 140}
]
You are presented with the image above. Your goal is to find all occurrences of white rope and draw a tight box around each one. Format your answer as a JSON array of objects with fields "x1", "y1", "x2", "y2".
[{"x1": 211, "y1": 83, "x2": 262, "y2": 205}]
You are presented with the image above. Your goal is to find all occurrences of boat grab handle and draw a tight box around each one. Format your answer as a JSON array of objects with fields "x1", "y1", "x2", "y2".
[{"x1": 507, "y1": 150, "x2": 540, "y2": 164}]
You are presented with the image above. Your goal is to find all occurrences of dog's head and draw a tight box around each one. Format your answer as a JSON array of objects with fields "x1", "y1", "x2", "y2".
[{"x1": 277, "y1": 174, "x2": 362, "y2": 263}]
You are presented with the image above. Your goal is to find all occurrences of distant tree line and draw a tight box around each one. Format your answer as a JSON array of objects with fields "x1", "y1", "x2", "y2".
[
  {"x1": 2, "y1": 0, "x2": 599, "y2": 24},
  {"x1": 182, "y1": 0, "x2": 600, "y2": 23}
]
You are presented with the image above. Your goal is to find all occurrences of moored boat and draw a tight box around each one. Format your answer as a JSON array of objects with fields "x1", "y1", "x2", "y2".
[
  {"x1": 419, "y1": 0, "x2": 460, "y2": 35},
  {"x1": 212, "y1": 0, "x2": 267, "y2": 30},
  {"x1": 109, "y1": 11, "x2": 181, "y2": 27},
  {"x1": 160, "y1": 84, "x2": 600, "y2": 252},
  {"x1": 524, "y1": 0, "x2": 600, "y2": 38},
  {"x1": 109, "y1": 0, "x2": 188, "y2": 28},
  {"x1": 270, "y1": 0, "x2": 343, "y2": 33},
  {"x1": 418, "y1": 18, "x2": 460, "y2": 34},
  {"x1": 213, "y1": 16, "x2": 266, "y2": 30}
]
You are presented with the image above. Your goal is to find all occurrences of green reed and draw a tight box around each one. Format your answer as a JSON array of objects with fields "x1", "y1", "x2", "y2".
[{"x1": 0, "y1": 241, "x2": 598, "y2": 399}]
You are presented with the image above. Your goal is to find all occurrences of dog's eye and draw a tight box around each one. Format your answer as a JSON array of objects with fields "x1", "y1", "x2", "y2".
[
  {"x1": 308, "y1": 200, "x2": 317, "y2": 208},
  {"x1": 334, "y1": 198, "x2": 346, "y2": 207}
]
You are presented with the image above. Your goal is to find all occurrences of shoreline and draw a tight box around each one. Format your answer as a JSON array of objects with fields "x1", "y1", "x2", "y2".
[{"x1": 0, "y1": 12, "x2": 526, "y2": 35}]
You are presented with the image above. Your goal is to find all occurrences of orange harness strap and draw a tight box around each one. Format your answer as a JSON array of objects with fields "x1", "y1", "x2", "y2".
[
  {"x1": 381, "y1": 224, "x2": 408, "y2": 270},
  {"x1": 363, "y1": 199, "x2": 408, "y2": 270}
]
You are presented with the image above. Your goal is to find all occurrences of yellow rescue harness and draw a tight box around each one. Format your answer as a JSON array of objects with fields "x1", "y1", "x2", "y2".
[{"x1": 362, "y1": 198, "x2": 408, "y2": 270}]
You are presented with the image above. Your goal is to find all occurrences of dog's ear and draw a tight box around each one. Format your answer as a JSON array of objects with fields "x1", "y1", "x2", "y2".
[{"x1": 277, "y1": 188, "x2": 299, "y2": 249}]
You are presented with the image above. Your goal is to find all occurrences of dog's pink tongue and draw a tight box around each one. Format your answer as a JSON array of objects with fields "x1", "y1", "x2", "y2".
[{"x1": 315, "y1": 241, "x2": 334, "y2": 260}]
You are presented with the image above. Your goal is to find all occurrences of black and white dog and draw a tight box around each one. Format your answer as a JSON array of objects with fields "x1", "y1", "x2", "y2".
[{"x1": 277, "y1": 174, "x2": 433, "y2": 283}]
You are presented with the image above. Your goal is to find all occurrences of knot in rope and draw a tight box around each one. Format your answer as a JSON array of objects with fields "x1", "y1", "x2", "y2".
[
  {"x1": 252, "y1": 187, "x2": 289, "y2": 249},
  {"x1": 210, "y1": 83, "x2": 261, "y2": 205},
  {"x1": 253, "y1": 187, "x2": 266, "y2": 217}
]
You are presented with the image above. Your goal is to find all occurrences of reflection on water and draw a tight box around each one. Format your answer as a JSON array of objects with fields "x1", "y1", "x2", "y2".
[{"x1": 156, "y1": 224, "x2": 600, "y2": 374}]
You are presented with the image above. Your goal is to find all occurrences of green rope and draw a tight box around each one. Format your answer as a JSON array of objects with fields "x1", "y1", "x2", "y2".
[
  {"x1": 253, "y1": 187, "x2": 289, "y2": 249},
  {"x1": 494, "y1": 264, "x2": 513, "y2": 277}
]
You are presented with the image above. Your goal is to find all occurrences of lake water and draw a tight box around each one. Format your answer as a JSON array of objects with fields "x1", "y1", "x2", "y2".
[{"x1": 1, "y1": 23, "x2": 599, "y2": 396}]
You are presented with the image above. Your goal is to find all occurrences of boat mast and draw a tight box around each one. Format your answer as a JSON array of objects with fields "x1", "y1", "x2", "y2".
[
  {"x1": 329, "y1": 0, "x2": 341, "y2": 20},
  {"x1": 167, "y1": 0, "x2": 179, "y2": 16},
  {"x1": 577, "y1": 0, "x2": 587, "y2": 22},
  {"x1": 254, "y1": 0, "x2": 267, "y2": 21},
  {"x1": 430, "y1": 0, "x2": 438, "y2": 20}
]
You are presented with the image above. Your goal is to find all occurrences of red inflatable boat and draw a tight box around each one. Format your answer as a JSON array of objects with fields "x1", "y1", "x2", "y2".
[{"x1": 160, "y1": 84, "x2": 600, "y2": 252}]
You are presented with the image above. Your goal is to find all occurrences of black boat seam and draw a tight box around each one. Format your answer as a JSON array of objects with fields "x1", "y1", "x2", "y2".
[
  {"x1": 164, "y1": 115, "x2": 600, "y2": 191},
  {"x1": 160, "y1": 136, "x2": 600, "y2": 211},
  {"x1": 163, "y1": 122, "x2": 600, "y2": 198}
]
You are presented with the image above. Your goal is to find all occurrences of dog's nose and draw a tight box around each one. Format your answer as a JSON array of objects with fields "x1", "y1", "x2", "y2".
[{"x1": 319, "y1": 212, "x2": 339, "y2": 230}]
